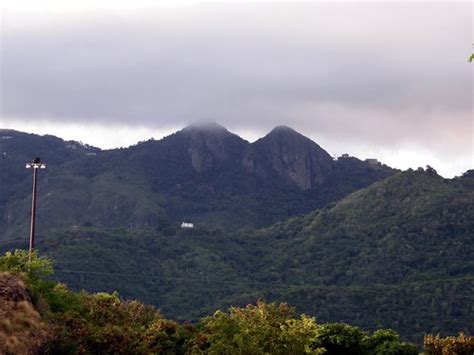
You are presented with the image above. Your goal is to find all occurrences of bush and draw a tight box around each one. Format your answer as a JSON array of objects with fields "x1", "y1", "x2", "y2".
[
  {"x1": 200, "y1": 300, "x2": 324, "y2": 354},
  {"x1": 424, "y1": 333, "x2": 474, "y2": 355},
  {"x1": 0, "y1": 249, "x2": 53, "y2": 281},
  {"x1": 312, "y1": 323, "x2": 367, "y2": 354},
  {"x1": 364, "y1": 329, "x2": 418, "y2": 355},
  {"x1": 310, "y1": 324, "x2": 418, "y2": 355},
  {"x1": 49, "y1": 291, "x2": 195, "y2": 354}
]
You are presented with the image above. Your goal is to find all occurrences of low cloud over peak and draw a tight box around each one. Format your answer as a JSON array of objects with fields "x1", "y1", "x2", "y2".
[{"x1": 1, "y1": 2, "x2": 472, "y2": 177}]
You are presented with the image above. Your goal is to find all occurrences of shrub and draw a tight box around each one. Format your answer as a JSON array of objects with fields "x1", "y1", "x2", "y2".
[
  {"x1": 201, "y1": 300, "x2": 324, "y2": 354},
  {"x1": 0, "y1": 249, "x2": 53, "y2": 281},
  {"x1": 364, "y1": 329, "x2": 418, "y2": 355},
  {"x1": 424, "y1": 333, "x2": 474, "y2": 355},
  {"x1": 312, "y1": 323, "x2": 367, "y2": 355}
]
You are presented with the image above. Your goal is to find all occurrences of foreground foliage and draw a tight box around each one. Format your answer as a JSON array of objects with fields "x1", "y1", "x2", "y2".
[
  {"x1": 2, "y1": 251, "x2": 472, "y2": 354},
  {"x1": 424, "y1": 333, "x2": 474, "y2": 355},
  {"x1": 200, "y1": 301, "x2": 324, "y2": 354}
]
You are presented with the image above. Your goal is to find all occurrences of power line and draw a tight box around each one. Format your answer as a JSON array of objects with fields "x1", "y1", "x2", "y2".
[
  {"x1": 53, "y1": 269, "x2": 472, "y2": 291},
  {"x1": 54, "y1": 269, "x2": 296, "y2": 288}
]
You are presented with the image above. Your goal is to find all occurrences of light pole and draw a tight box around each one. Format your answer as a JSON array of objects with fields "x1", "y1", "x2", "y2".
[{"x1": 26, "y1": 157, "x2": 46, "y2": 262}]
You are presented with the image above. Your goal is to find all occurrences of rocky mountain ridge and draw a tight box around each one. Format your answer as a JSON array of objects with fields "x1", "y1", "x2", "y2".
[{"x1": 0, "y1": 124, "x2": 394, "y2": 234}]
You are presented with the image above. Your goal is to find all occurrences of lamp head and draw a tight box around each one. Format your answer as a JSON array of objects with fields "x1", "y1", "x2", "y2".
[{"x1": 26, "y1": 158, "x2": 46, "y2": 169}]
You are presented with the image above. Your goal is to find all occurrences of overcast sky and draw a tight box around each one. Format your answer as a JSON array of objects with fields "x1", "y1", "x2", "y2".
[{"x1": 0, "y1": 1, "x2": 472, "y2": 177}]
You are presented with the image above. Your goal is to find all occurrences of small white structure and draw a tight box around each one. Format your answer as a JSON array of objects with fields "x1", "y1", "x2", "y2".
[{"x1": 181, "y1": 222, "x2": 194, "y2": 229}]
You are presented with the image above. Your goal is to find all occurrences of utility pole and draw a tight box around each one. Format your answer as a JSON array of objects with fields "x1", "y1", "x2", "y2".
[{"x1": 26, "y1": 157, "x2": 46, "y2": 263}]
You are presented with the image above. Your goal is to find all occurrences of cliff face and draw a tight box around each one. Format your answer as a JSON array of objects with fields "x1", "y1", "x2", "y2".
[
  {"x1": 162, "y1": 123, "x2": 335, "y2": 188},
  {"x1": 180, "y1": 123, "x2": 248, "y2": 173},
  {"x1": 244, "y1": 126, "x2": 334, "y2": 190},
  {"x1": 0, "y1": 273, "x2": 51, "y2": 354}
]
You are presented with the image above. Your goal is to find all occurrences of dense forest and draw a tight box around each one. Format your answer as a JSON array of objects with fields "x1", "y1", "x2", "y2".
[
  {"x1": 2, "y1": 250, "x2": 473, "y2": 354},
  {"x1": 1, "y1": 169, "x2": 472, "y2": 344}
]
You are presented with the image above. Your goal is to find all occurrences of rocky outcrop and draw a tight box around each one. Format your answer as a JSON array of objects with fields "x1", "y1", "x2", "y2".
[
  {"x1": 180, "y1": 124, "x2": 335, "y2": 189},
  {"x1": 179, "y1": 122, "x2": 247, "y2": 173},
  {"x1": 243, "y1": 126, "x2": 334, "y2": 190}
]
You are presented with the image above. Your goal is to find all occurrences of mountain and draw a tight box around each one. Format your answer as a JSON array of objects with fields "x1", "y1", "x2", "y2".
[
  {"x1": 0, "y1": 130, "x2": 100, "y2": 234},
  {"x1": 1, "y1": 168, "x2": 471, "y2": 344},
  {"x1": 243, "y1": 126, "x2": 334, "y2": 189},
  {"x1": 0, "y1": 124, "x2": 395, "y2": 235}
]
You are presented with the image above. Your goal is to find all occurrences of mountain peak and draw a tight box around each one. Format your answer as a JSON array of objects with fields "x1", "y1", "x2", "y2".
[
  {"x1": 260, "y1": 126, "x2": 326, "y2": 152},
  {"x1": 245, "y1": 126, "x2": 334, "y2": 190},
  {"x1": 263, "y1": 126, "x2": 318, "y2": 145},
  {"x1": 167, "y1": 122, "x2": 246, "y2": 173},
  {"x1": 270, "y1": 125, "x2": 297, "y2": 133},
  {"x1": 266, "y1": 125, "x2": 302, "y2": 138},
  {"x1": 183, "y1": 121, "x2": 228, "y2": 134}
]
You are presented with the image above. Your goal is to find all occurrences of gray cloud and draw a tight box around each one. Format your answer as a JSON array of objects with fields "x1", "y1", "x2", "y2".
[{"x1": 0, "y1": 2, "x2": 472, "y2": 162}]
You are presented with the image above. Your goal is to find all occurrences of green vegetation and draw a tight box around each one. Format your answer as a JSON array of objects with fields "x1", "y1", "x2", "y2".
[
  {"x1": 0, "y1": 252, "x2": 427, "y2": 354},
  {"x1": 0, "y1": 249, "x2": 53, "y2": 281},
  {"x1": 200, "y1": 301, "x2": 325, "y2": 354},
  {"x1": 1, "y1": 169, "x2": 471, "y2": 345},
  {"x1": 1, "y1": 129, "x2": 472, "y2": 349},
  {"x1": 2, "y1": 251, "x2": 472, "y2": 354}
]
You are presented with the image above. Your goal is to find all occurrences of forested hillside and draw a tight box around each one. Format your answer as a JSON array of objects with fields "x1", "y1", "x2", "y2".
[
  {"x1": 1, "y1": 167, "x2": 472, "y2": 343},
  {"x1": 1, "y1": 252, "x2": 431, "y2": 354}
]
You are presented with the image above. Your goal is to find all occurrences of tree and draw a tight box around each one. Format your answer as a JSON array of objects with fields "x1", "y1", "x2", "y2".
[
  {"x1": 0, "y1": 249, "x2": 53, "y2": 281},
  {"x1": 200, "y1": 300, "x2": 324, "y2": 354},
  {"x1": 312, "y1": 323, "x2": 367, "y2": 355},
  {"x1": 365, "y1": 329, "x2": 418, "y2": 355}
]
